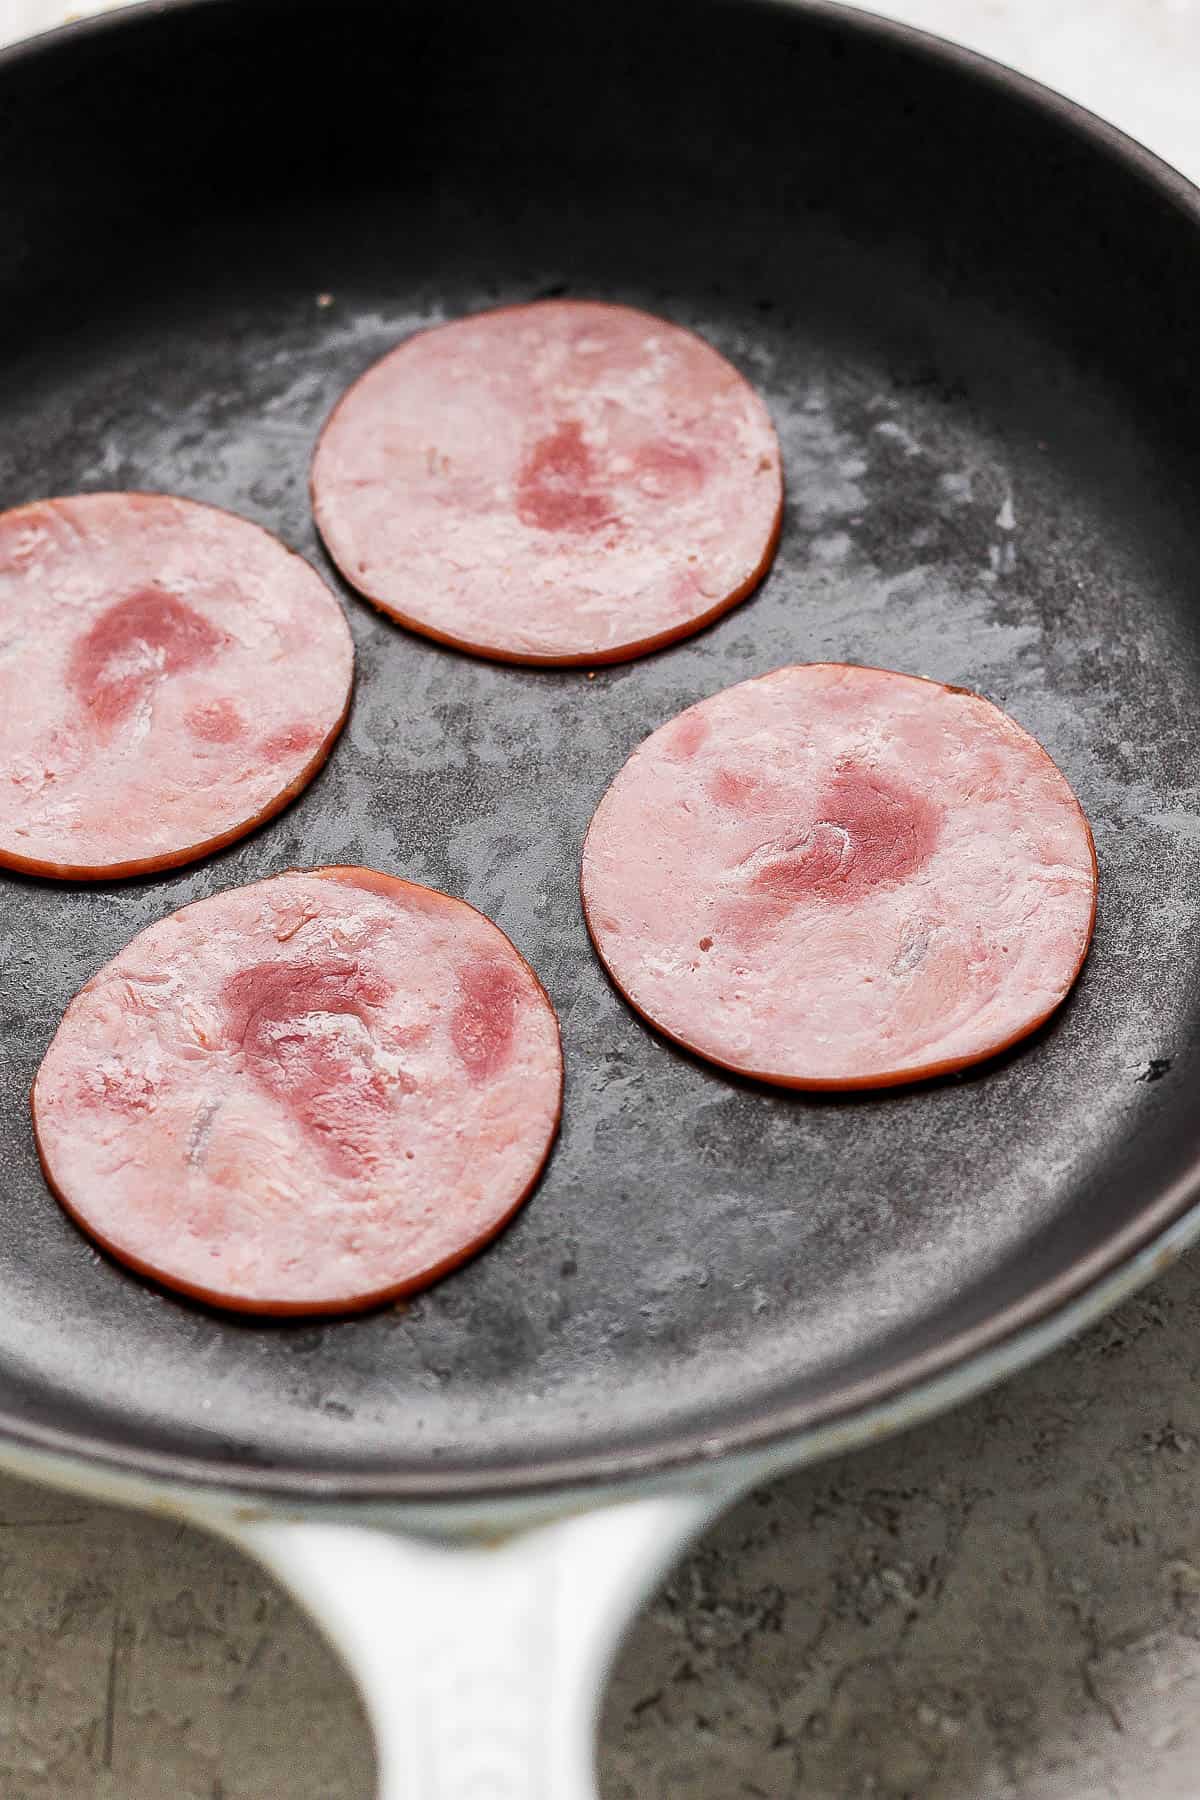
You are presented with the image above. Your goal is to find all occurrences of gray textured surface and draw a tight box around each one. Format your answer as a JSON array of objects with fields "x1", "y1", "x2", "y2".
[{"x1": 4, "y1": 1252, "x2": 1200, "y2": 1797}]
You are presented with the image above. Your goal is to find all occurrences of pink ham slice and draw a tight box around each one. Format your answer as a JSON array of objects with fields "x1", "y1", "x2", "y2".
[
  {"x1": 32, "y1": 867, "x2": 563, "y2": 1314},
  {"x1": 581, "y1": 664, "x2": 1098, "y2": 1089},
  {"x1": 0, "y1": 493, "x2": 354, "y2": 879},
  {"x1": 310, "y1": 300, "x2": 783, "y2": 665}
]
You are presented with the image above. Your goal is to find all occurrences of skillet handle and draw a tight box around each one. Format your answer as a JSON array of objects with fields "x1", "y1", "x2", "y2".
[{"x1": 231, "y1": 1492, "x2": 722, "y2": 1799}]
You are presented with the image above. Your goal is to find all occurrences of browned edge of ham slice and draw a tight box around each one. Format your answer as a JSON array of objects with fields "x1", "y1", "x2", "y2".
[
  {"x1": 31, "y1": 867, "x2": 564, "y2": 1316},
  {"x1": 5, "y1": 723, "x2": 352, "y2": 884},
  {"x1": 580, "y1": 664, "x2": 1099, "y2": 1091}
]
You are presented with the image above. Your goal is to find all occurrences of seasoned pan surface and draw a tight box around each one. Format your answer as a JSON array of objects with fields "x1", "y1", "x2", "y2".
[{"x1": 1, "y1": 0, "x2": 1199, "y2": 1497}]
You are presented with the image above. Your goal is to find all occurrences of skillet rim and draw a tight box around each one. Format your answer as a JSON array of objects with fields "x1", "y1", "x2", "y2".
[{"x1": 2, "y1": 0, "x2": 1199, "y2": 1503}]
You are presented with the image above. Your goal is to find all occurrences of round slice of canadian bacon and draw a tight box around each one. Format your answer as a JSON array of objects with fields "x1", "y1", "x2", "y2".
[
  {"x1": 0, "y1": 493, "x2": 354, "y2": 880},
  {"x1": 311, "y1": 300, "x2": 783, "y2": 665},
  {"x1": 581, "y1": 664, "x2": 1098, "y2": 1089},
  {"x1": 32, "y1": 868, "x2": 563, "y2": 1315}
]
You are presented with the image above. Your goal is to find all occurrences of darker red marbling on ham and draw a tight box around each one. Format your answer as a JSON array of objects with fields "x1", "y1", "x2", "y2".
[
  {"x1": 451, "y1": 959, "x2": 526, "y2": 1083},
  {"x1": 69, "y1": 587, "x2": 227, "y2": 730},
  {"x1": 222, "y1": 956, "x2": 395, "y2": 1176},
  {"x1": 185, "y1": 696, "x2": 245, "y2": 743},
  {"x1": 741, "y1": 765, "x2": 942, "y2": 905},
  {"x1": 516, "y1": 419, "x2": 616, "y2": 534}
]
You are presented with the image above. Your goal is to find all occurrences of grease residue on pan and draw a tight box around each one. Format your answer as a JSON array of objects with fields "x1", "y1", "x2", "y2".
[
  {"x1": 2, "y1": 270, "x2": 1197, "y2": 1474},
  {"x1": 1, "y1": 0, "x2": 1199, "y2": 1489}
]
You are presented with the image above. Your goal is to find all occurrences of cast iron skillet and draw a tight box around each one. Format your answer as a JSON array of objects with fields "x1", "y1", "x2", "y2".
[{"x1": 2, "y1": 2, "x2": 1200, "y2": 1793}]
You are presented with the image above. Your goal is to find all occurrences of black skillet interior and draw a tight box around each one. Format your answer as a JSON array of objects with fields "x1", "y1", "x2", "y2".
[{"x1": 1, "y1": 0, "x2": 1199, "y2": 1499}]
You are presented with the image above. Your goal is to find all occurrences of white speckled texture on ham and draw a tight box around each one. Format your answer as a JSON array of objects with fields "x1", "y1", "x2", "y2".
[
  {"x1": 0, "y1": 493, "x2": 353, "y2": 879},
  {"x1": 581, "y1": 665, "x2": 1098, "y2": 1089},
  {"x1": 310, "y1": 300, "x2": 783, "y2": 665},
  {"x1": 32, "y1": 868, "x2": 563, "y2": 1314}
]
